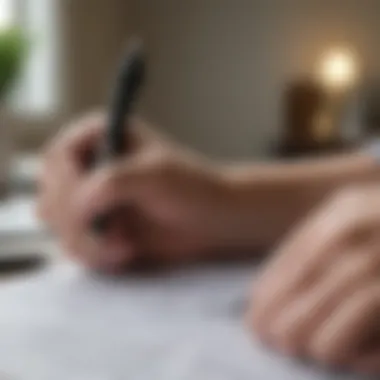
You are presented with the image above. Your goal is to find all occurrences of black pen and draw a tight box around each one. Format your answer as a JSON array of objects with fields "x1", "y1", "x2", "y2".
[{"x1": 92, "y1": 38, "x2": 146, "y2": 233}]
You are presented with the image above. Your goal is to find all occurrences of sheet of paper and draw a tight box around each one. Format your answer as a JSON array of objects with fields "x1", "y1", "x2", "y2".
[{"x1": 0, "y1": 262, "x2": 375, "y2": 380}]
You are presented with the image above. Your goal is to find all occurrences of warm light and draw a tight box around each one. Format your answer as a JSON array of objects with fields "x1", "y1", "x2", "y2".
[{"x1": 318, "y1": 49, "x2": 357, "y2": 91}]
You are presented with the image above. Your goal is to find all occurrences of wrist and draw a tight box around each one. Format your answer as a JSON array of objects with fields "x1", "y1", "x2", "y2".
[
  {"x1": 217, "y1": 162, "x2": 322, "y2": 250},
  {"x1": 215, "y1": 164, "x2": 287, "y2": 250}
]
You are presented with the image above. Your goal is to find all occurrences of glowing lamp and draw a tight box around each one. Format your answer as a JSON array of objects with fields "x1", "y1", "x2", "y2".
[{"x1": 318, "y1": 49, "x2": 358, "y2": 91}]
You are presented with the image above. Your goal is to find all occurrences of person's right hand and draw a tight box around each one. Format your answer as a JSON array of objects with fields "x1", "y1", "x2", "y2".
[
  {"x1": 37, "y1": 112, "x2": 252, "y2": 271},
  {"x1": 248, "y1": 184, "x2": 380, "y2": 374}
]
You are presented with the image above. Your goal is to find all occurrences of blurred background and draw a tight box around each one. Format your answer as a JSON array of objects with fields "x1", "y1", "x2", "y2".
[
  {"x1": 1, "y1": 0, "x2": 380, "y2": 270},
  {"x1": 4, "y1": 0, "x2": 380, "y2": 157},
  {"x1": 3, "y1": 0, "x2": 380, "y2": 157}
]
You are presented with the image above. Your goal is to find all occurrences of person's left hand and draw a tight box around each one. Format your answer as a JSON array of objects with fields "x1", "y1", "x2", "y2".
[{"x1": 247, "y1": 185, "x2": 380, "y2": 374}]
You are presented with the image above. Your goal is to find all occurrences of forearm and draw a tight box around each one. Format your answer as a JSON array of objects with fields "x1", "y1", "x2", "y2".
[{"x1": 224, "y1": 152, "x2": 380, "y2": 249}]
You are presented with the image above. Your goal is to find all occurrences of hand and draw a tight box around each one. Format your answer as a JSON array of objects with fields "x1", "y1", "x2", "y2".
[
  {"x1": 37, "y1": 112, "x2": 246, "y2": 271},
  {"x1": 248, "y1": 185, "x2": 380, "y2": 374}
]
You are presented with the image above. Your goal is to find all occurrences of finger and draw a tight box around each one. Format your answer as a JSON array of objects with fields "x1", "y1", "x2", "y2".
[
  {"x1": 252, "y1": 207, "x2": 341, "y2": 317},
  {"x1": 50, "y1": 111, "x2": 105, "y2": 156},
  {"x1": 259, "y1": 185, "x2": 380, "y2": 292},
  {"x1": 128, "y1": 116, "x2": 176, "y2": 150},
  {"x1": 251, "y1": 237, "x2": 333, "y2": 337},
  {"x1": 37, "y1": 114, "x2": 104, "y2": 220},
  {"x1": 61, "y1": 232, "x2": 104, "y2": 266},
  {"x1": 73, "y1": 157, "x2": 150, "y2": 228},
  {"x1": 36, "y1": 160, "x2": 72, "y2": 226},
  {"x1": 62, "y1": 224, "x2": 134, "y2": 270},
  {"x1": 255, "y1": 205, "x2": 346, "y2": 302},
  {"x1": 268, "y1": 248, "x2": 380, "y2": 355},
  {"x1": 308, "y1": 282, "x2": 380, "y2": 367},
  {"x1": 253, "y1": 191, "x2": 380, "y2": 332},
  {"x1": 58, "y1": 185, "x2": 136, "y2": 268},
  {"x1": 40, "y1": 112, "x2": 108, "y2": 216},
  {"x1": 102, "y1": 229, "x2": 135, "y2": 270},
  {"x1": 41, "y1": 157, "x2": 82, "y2": 233}
]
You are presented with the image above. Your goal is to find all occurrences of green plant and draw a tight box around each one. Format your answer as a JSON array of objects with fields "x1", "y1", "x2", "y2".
[{"x1": 0, "y1": 27, "x2": 28, "y2": 100}]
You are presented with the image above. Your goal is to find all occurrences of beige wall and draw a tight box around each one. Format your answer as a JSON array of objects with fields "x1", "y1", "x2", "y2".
[
  {"x1": 62, "y1": 0, "x2": 130, "y2": 114},
  {"x1": 17, "y1": 0, "x2": 380, "y2": 158},
  {"x1": 129, "y1": 0, "x2": 380, "y2": 159},
  {"x1": 16, "y1": 0, "x2": 131, "y2": 148}
]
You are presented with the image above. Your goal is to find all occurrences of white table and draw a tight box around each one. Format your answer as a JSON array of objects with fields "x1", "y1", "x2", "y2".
[{"x1": 0, "y1": 262, "x2": 375, "y2": 380}]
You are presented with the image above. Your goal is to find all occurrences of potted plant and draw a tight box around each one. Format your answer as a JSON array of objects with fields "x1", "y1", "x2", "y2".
[{"x1": 0, "y1": 27, "x2": 28, "y2": 197}]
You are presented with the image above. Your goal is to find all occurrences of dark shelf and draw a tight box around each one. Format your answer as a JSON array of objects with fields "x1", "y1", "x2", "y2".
[{"x1": 273, "y1": 140, "x2": 355, "y2": 159}]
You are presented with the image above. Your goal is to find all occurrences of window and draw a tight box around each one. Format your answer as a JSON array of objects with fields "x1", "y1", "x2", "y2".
[
  {"x1": 0, "y1": 0, "x2": 14, "y2": 29},
  {"x1": 0, "y1": 0, "x2": 60, "y2": 117}
]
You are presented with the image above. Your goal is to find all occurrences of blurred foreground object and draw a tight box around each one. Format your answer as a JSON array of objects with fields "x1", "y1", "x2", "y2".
[
  {"x1": 0, "y1": 27, "x2": 28, "y2": 197},
  {"x1": 0, "y1": 262, "x2": 367, "y2": 379}
]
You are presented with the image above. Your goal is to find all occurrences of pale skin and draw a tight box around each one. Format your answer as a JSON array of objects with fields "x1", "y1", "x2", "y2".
[{"x1": 38, "y1": 112, "x2": 380, "y2": 374}]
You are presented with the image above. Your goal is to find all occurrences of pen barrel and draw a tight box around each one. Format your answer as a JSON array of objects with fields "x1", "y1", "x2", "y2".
[
  {"x1": 91, "y1": 40, "x2": 146, "y2": 235},
  {"x1": 106, "y1": 48, "x2": 145, "y2": 158}
]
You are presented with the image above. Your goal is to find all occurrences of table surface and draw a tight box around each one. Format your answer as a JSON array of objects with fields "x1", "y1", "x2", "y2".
[{"x1": 0, "y1": 262, "x2": 375, "y2": 380}]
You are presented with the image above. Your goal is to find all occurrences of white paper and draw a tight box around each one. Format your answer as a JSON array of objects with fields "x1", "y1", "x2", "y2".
[{"x1": 0, "y1": 262, "x2": 375, "y2": 380}]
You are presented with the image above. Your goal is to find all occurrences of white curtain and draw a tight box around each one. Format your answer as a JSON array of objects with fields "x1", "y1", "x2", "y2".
[
  {"x1": 0, "y1": 0, "x2": 14, "y2": 29},
  {"x1": 1, "y1": 0, "x2": 61, "y2": 117}
]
